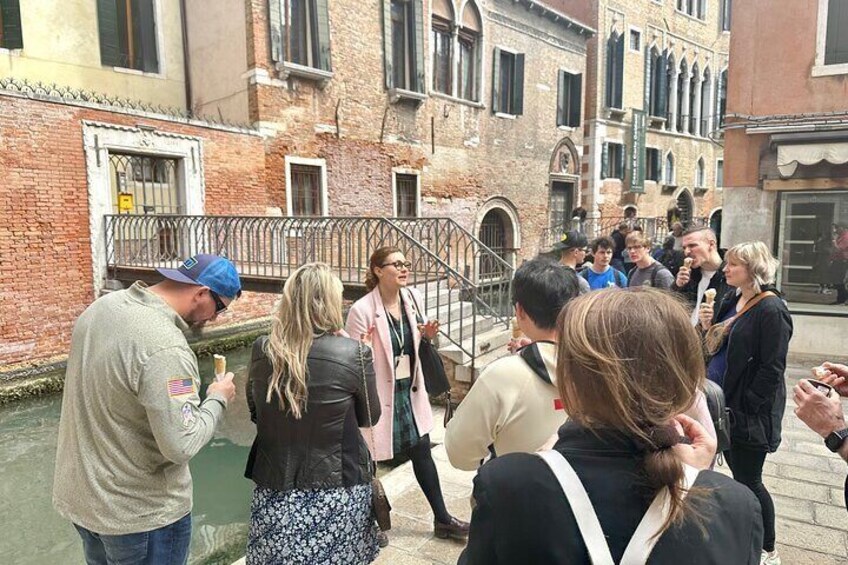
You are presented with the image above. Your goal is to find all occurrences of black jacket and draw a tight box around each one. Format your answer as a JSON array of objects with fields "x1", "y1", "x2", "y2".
[
  {"x1": 244, "y1": 334, "x2": 381, "y2": 491},
  {"x1": 459, "y1": 421, "x2": 763, "y2": 565},
  {"x1": 675, "y1": 261, "x2": 734, "y2": 314},
  {"x1": 712, "y1": 287, "x2": 793, "y2": 452}
]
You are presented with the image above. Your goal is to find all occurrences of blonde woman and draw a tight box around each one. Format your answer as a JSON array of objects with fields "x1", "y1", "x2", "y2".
[
  {"x1": 244, "y1": 263, "x2": 381, "y2": 564},
  {"x1": 460, "y1": 289, "x2": 764, "y2": 564},
  {"x1": 700, "y1": 242, "x2": 792, "y2": 565}
]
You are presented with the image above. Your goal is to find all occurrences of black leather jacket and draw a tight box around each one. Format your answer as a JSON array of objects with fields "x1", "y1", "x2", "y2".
[
  {"x1": 675, "y1": 260, "x2": 734, "y2": 314},
  {"x1": 713, "y1": 286, "x2": 793, "y2": 452},
  {"x1": 244, "y1": 334, "x2": 381, "y2": 491}
]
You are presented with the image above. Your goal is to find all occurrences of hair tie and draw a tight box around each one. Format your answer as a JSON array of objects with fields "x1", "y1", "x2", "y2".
[{"x1": 636, "y1": 425, "x2": 681, "y2": 452}]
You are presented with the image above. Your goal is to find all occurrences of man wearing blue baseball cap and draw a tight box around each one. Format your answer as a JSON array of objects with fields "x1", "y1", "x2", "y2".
[{"x1": 54, "y1": 254, "x2": 242, "y2": 565}]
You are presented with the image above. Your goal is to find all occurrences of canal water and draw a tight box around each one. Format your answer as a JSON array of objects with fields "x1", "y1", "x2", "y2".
[{"x1": 0, "y1": 347, "x2": 258, "y2": 564}]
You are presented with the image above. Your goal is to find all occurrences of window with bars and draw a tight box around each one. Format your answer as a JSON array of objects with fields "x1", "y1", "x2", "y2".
[
  {"x1": 492, "y1": 48, "x2": 524, "y2": 115},
  {"x1": 395, "y1": 174, "x2": 418, "y2": 218},
  {"x1": 0, "y1": 0, "x2": 23, "y2": 50},
  {"x1": 290, "y1": 164, "x2": 324, "y2": 216},
  {"x1": 110, "y1": 153, "x2": 182, "y2": 214},
  {"x1": 97, "y1": 0, "x2": 159, "y2": 73}
]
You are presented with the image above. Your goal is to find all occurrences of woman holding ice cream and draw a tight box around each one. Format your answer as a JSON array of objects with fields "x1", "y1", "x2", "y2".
[{"x1": 699, "y1": 241, "x2": 792, "y2": 565}]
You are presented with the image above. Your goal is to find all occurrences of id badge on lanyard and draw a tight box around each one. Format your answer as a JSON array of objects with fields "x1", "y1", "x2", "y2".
[{"x1": 395, "y1": 354, "x2": 412, "y2": 380}]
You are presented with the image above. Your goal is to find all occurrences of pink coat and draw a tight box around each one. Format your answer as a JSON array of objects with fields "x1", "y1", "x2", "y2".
[{"x1": 346, "y1": 286, "x2": 434, "y2": 461}]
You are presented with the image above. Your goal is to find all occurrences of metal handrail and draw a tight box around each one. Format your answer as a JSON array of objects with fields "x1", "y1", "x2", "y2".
[
  {"x1": 540, "y1": 215, "x2": 710, "y2": 250},
  {"x1": 104, "y1": 214, "x2": 514, "y2": 369}
]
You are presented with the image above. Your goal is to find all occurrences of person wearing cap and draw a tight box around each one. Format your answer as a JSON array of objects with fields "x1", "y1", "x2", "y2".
[
  {"x1": 53, "y1": 254, "x2": 242, "y2": 564},
  {"x1": 551, "y1": 230, "x2": 591, "y2": 295}
]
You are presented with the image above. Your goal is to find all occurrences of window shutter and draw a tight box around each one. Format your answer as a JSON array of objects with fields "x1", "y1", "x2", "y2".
[
  {"x1": 658, "y1": 151, "x2": 664, "y2": 182},
  {"x1": 601, "y1": 142, "x2": 609, "y2": 180},
  {"x1": 491, "y1": 47, "x2": 501, "y2": 113},
  {"x1": 315, "y1": 0, "x2": 331, "y2": 71},
  {"x1": 657, "y1": 50, "x2": 668, "y2": 117},
  {"x1": 569, "y1": 73, "x2": 582, "y2": 127},
  {"x1": 619, "y1": 143, "x2": 627, "y2": 179},
  {"x1": 714, "y1": 70, "x2": 723, "y2": 130},
  {"x1": 97, "y1": 0, "x2": 120, "y2": 66},
  {"x1": 268, "y1": 0, "x2": 284, "y2": 63},
  {"x1": 137, "y1": 0, "x2": 159, "y2": 73},
  {"x1": 605, "y1": 35, "x2": 614, "y2": 107},
  {"x1": 382, "y1": 0, "x2": 394, "y2": 89},
  {"x1": 473, "y1": 37, "x2": 482, "y2": 101},
  {"x1": 412, "y1": 0, "x2": 425, "y2": 92},
  {"x1": 556, "y1": 70, "x2": 566, "y2": 127},
  {"x1": 0, "y1": 0, "x2": 23, "y2": 49},
  {"x1": 643, "y1": 47, "x2": 652, "y2": 112},
  {"x1": 513, "y1": 53, "x2": 525, "y2": 115},
  {"x1": 614, "y1": 34, "x2": 625, "y2": 108}
]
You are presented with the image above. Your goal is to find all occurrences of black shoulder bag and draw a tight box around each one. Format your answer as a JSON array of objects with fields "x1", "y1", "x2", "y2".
[{"x1": 405, "y1": 290, "x2": 454, "y2": 424}]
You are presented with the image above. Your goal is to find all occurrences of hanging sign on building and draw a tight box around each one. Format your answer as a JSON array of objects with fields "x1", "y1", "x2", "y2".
[
  {"x1": 118, "y1": 193, "x2": 134, "y2": 213},
  {"x1": 629, "y1": 109, "x2": 647, "y2": 194}
]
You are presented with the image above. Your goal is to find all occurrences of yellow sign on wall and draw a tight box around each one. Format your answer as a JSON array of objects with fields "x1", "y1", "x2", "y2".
[{"x1": 118, "y1": 193, "x2": 134, "y2": 213}]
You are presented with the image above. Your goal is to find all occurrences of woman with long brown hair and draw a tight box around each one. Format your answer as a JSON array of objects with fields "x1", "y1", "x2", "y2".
[
  {"x1": 245, "y1": 263, "x2": 381, "y2": 564},
  {"x1": 460, "y1": 288, "x2": 763, "y2": 564},
  {"x1": 346, "y1": 246, "x2": 469, "y2": 542}
]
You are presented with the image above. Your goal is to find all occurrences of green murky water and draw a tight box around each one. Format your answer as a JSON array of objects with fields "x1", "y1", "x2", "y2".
[{"x1": 0, "y1": 347, "x2": 257, "y2": 565}]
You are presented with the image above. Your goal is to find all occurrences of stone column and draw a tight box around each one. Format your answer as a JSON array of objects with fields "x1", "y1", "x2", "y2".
[
  {"x1": 693, "y1": 72, "x2": 703, "y2": 137},
  {"x1": 668, "y1": 66, "x2": 679, "y2": 133},
  {"x1": 681, "y1": 67, "x2": 691, "y2": 135}
]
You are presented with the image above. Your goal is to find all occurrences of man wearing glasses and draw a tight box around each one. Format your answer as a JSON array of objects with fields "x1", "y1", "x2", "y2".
[
  {"x1": 53, "y1": 254, "x2": 242, "y2": 565},
  {"x1": 625, "y1": 231, "x2": 674, "y2": 289}
]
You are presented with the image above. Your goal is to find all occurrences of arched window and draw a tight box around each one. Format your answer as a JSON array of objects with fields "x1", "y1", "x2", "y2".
[
  {"x1": 665, "y1": 152, "x2": 676, "y2": 185},
  {"x1": 676, "y1": 59, "x2": 688, "y2": 132},
  {"x1": 647, "y1": 47, "x2": 667, "y2": 118},
  {"x1": 700, "y1": 67, "x2": 712, "y2": 137},
  {"x1": 458, "y1": 1, "x2": 482, "y2": 102},
  {"x1": 431, "y1": 0, "x2": 454, "y2": 95},
  {"x1": 696, "y1": 158, "x2": 705, "y2": 187},
  {"x1": 689, "y1": 62, "x2": 699, "y2": 134},
  {"x1": 606, "y1": 31, "x2": 624, "y2": 109},
  {"x1": 665, "y1": 53, "x2": 676, "y2": 124}
]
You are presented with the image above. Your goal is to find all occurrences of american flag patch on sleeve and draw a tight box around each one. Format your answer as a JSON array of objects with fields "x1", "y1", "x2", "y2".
[{"x1": 168, "y1": 378, "x2": 195, "y2": 397}]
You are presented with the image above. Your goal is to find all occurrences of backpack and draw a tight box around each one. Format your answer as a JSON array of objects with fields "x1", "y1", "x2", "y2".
[
  {"x1": 627, "y1": 263, "x2": 665, "y2": 287},
  {"x1": 580, "y1": 267, "x2": 627, "y2": 288},
  {"x1": 703, "y1": 380, "x2": 732, "y2": 454}
]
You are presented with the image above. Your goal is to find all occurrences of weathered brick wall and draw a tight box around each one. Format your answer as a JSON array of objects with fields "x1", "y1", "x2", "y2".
[{"x1": 0, "y1": 95, "x2": 276, "y2": 372}]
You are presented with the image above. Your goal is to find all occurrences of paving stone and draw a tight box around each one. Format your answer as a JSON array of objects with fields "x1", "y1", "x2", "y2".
[
  {"x1": 417, "y1": 534, "x2": 468, "y2": 564},
  {"x1": 373, "y1": 545, "x2": 443, "y2": 565},
  {"x1": 774, "y1": 543, "x2": 848, "y2": 565},
  {"x1": 765, "y1": 475, "x2": 832, "y2": 503},
  {"x1": 775, "y1": 517, "x2": 847, "y2": 557},
  {"x1": 771, "y1": 495, "x2": 815, "y2": 522},
  {"x1": 831, "y1": 488, "x2": 847, "y2": 507},
  {"x1": 814, "y1": 502, "x2": 848, "y2": 530},
  {"x1": 769, "y1": 449, "x2": 838, "y2": 472},
  {"x1": 381, "y1": 512, "x2": 436, "y2": 553}
]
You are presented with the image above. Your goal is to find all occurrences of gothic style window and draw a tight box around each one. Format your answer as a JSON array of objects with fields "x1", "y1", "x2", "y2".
[{"x1": 606, "y1": 31, "x2": 625, "y2": 109}]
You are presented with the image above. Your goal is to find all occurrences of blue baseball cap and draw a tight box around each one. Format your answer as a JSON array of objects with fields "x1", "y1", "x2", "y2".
[{"x1": 156, "y1": 254, "x2": 242, "y2": 299}]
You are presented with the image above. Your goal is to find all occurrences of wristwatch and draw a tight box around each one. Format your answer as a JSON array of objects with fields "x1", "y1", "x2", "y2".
[{"x1": 824, "y1": 428, "x2": 848, "y2": 452}]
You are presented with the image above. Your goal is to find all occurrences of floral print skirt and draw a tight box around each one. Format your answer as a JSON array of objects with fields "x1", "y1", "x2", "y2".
[{"x1": 246, "y1": 483, "x2": 380, "y2": 565}]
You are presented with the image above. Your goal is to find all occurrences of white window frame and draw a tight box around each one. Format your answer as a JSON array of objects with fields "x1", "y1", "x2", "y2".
[
  {"x1": 110, "y1": 0, "x2": 167, "y2": 79},
  {"x1": 695, "y1": 157, "x2": 706, "y2": 188},
  {"x1": 814, "y1": 0, "x2": 848, "y2": 76},
  {"x1": 391, "y1": 168, "x2": 421, "y2": 218},
  {"x1": 629, "y1": 27, "x2": 643, "y2": 53},
  {"x1": 285, "y1": 156, "x2": 329, "y2": 216},
  {"x1": 664, "y1": 151, "x2": 676, "y2": 185},
  {"x1": 493, "y1": 44, "x2": 522, "y2": 118},
  {"x1": 716, "y1": 158, "x2": 724, "y2": 187}
]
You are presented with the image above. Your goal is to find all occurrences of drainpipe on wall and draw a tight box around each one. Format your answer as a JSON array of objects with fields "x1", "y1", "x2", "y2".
[{"x1": 179, "y1": 0, "x2": 194, "y2": 117}]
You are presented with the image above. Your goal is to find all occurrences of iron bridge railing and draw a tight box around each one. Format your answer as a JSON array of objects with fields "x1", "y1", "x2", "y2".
[
  {"x1": 104, "y1": 214, "x2": 515, "y2": 370},
  {"x1": 540, "y1": 216, "x2": 710, "y2": 250}
]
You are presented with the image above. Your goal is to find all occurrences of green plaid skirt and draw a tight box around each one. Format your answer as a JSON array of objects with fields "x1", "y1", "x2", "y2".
[{"x1": 392, "y1": 377, "x2": 422, "y2": 454}]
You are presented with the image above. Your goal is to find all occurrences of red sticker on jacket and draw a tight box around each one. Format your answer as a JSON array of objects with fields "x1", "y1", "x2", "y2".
[{"x1": 553, "y1": 398, "x2": 564, "y2": 411}]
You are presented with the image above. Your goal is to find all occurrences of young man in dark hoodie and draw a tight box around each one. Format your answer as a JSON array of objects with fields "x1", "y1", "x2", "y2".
[{"x1": 674, "y1": 227, "x2": 734, "y2": 326}]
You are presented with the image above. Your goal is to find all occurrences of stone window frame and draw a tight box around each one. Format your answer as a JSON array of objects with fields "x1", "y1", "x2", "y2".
[
  {"x1": 813, "y1": 0, "x2": 848, "y2": 77},
  {"x1": 675, "y1": 0, "x2": 706, "y2": 22},
  {"x1": 664, "y1": 150, "x2": 676, "y2": 186},
  {"x1": 695, "y1": 156, "x2": 706, "y2": 188},
  {"x1": 628, "y1": 26, "x2": 643, "y2": 53},
  {"x1": 284, "y1": 156, "x2": 329, "y2": 217},
  {"x1": 556, "y1": 66, "x2": 582, "y2": 130},
  {"x1": 715, "y1": 158, "x2": 724, "y2": 188},
  {"x1": 392, "y1": 167, "x2": 421, "y2": 218},
  {"x1": 492, "y1": 44, "x2": 524, "y2": 118}
]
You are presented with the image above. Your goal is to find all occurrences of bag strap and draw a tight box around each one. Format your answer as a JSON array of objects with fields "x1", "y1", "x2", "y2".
[
  {"x1": 357, "y1": 342, "x2": 378, "y2": 470},
  {"x1": 724, "y1": 290, "x2": 775, "y2": 328},
  {"x1": 536, "y1": 450, "x2": 700, "y2": 565}
]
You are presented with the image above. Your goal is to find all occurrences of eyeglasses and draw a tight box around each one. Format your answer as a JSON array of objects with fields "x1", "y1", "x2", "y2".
[
  {"x1": 209, "y1": 289, "x2": 228, "y2": 314},
  {"x1": 626, "y1": 245, "x2": 645, "y2": 251},
  {"x1": 381, "y1": 261, "x2": 412, "y2": 270}
]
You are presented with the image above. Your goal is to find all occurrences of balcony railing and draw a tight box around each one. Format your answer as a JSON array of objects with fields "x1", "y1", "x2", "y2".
[{"x1": 104, "y1": 214, "x2": 514, "y2": 370}]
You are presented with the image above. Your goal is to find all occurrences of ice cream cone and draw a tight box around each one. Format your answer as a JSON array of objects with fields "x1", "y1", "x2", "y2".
[
  {"x1": 214, "y1": 354, "x2": 226, "y2": 381},
  {"x1": 704, "y1": 288, "x2": 717, "y2": 305},
  {"x1": 683, "y1": 257, "x2": 693, "y2": 269}
]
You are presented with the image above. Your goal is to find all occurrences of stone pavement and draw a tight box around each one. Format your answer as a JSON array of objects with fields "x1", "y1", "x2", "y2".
[{"x1": 237, "y1": 365, "x2": 848, "y2": 564}]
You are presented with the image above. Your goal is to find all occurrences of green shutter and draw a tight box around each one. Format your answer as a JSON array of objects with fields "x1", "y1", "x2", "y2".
[
  {"x1": 412, "y1": 0, "x2": 425, "y2": 92},
  {"x1": 513, "y1": 53, "x2": 524, "y2": 115},
  {"x1": 657, "y1": 150, "x2": 664, "y2": 182},
  {"x1": 614, "y1": 34, "x2": 624, "y2": 108},
  {"x1": 315, "y1": 0, "x2": 331, "y2": 71},
  {"x1": 556, "y1": 70, "x2": 566, "y2": 127},
  {"x1": 605, "y1": 35, "x2": 613, "y2": 107},
  {"x1": 137, "y1": 0, "x2": 159, "y2": 73},
  {"x1": 619, "y1": 143, "x2": 627, "y2": 179},
  {"x1": 643, "y1": 46, "x2": 652, "y2": 112},
  {"x1": 0, "y1": 0, "x2": 23, "y2": 50},
  {"x1": 491, "y1": 47, "x2": 501, "y2": 113},
  {"x1": 657, "y1": 50, "x2": 668, "y2": 118},
  {"x1": 569, "y1": 73, "x2": 582, "y2": 127},
  {"x1": 97, "y1": 0, "x2": 121, "y2": 67},
  {"x1": 382, "y1": 0, "x2": 393, "y2": 90},
  {"x1": 268, "y1": 0, "x2": 283, "y2": 63},
  {"x1": 601, "y1": 142, "x2": 609, "y2": 180}
]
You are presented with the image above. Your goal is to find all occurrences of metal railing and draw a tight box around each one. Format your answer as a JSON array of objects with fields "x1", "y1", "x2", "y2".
[
  {"x1": 541, "y1": 216, "x2": 710, "y2": 250},
  {"x1": 104, "y1": 214, "x2": 514, "y2": 369}
]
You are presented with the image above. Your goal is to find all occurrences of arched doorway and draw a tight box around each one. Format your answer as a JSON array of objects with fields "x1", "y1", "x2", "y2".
[
  {"x1": 676, "y1": 189, "x2": 694, "y2": 225},
  {"x1": 479, "y1": 209, "x2": 508, "y2": 278},
  {"x1": 710, "y1": 208, "x2": 723, "y2": 248}
]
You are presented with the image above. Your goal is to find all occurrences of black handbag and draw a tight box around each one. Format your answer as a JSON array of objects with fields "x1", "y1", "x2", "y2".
[
  {"x1": 405, "y1": 290, "x2": 452, "y2": 398},
  {"x1": 703, "y1": 379, "x2": 732, "y2": 454}
]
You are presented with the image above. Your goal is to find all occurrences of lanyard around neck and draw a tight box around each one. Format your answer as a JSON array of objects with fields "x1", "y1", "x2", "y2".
[{"x1": 384, "y1": 297, "x2": 405, "y2": 351}]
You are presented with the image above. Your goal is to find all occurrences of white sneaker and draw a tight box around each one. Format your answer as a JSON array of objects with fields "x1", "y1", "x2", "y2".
[{"x1": 760, "y1": 550, "x2": 781, "y2": 565}]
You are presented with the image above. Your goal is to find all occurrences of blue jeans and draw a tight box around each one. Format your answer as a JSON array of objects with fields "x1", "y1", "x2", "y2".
[{"x1": 74, "y1": 513, "x2": 192, "y2": 565}]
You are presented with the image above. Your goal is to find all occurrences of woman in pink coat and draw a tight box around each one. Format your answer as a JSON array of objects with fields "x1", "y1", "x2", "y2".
[{"x1": 346, "y1": 246, "x2": 469, "y2": 542}]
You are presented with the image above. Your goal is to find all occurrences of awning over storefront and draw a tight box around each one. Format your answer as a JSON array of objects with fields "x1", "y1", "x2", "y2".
[{"x1": 777, "y1": 141, "x2": 848, "y2": 177}]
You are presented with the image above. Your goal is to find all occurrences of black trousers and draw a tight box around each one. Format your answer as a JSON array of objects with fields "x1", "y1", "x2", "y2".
[
  {"x1": 726, "y1": 444, "x2": 775, "y2": 552},
  {"x1": 404, "y1": 434, "x2": 451, "y2": 524}
]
